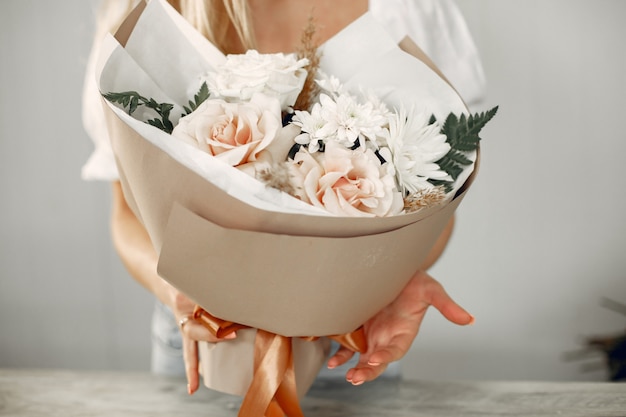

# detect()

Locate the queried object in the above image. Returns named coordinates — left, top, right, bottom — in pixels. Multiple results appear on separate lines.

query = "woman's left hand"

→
left=327, top=269, right=474, bottom=385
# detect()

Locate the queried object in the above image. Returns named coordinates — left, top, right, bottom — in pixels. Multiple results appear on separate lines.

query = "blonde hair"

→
left=95, top=0, right=255, bottom=53
left=180, top=0, right=255, bottom=52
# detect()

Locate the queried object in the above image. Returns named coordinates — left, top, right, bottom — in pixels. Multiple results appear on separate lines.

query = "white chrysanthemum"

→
left=386, top=106, right=452, bottom=195
left=291, top=88, right=390, bottom=153
left=315, top=71, right=345, bottom=96
left=317, top=93, right=389, bottom=147
left=349, top=88, right=393, bottom=150
left=292, top=103, right=328, bottom=153
left=360, top=88, right=393, bottom=120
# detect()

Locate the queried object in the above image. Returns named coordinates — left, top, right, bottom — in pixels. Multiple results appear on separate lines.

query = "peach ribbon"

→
left=193, top=307, right=367, bottom=417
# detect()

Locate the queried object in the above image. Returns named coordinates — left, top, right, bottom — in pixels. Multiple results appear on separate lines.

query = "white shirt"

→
left=81, top=0, right=486, bottom=181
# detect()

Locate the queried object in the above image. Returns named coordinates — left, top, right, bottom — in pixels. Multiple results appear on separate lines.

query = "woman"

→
left=83, top=0, right=485, bottom=395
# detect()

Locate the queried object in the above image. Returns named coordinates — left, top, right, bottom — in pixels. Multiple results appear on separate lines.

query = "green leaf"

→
left=103, top=90, right=176, bottom=133
left=436, top=157, right=464, bottom=181
left=147, top=118, right=169, bottom=133
left=444, top=149, right=473, bottom=167
left=129, top=96, right=139, bottom=115
left=182, top=82, right=210, bottom=117
left=429, top=105, right=499, bottom=187
left=428, top=179, right=454, bottom=193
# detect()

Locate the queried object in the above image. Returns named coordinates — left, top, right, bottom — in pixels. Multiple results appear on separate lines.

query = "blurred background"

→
left=1, top=0, right=625, bottom=382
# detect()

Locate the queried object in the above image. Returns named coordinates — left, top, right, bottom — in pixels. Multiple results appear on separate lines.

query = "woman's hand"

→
left=111, top=182, right=236, bottom=395
left=327, top=269, right=474, bottom=385
left=168, top=286, right=237, bottom=395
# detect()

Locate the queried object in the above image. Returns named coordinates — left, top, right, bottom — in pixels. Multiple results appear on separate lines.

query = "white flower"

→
left=386, top=106, right=451, bottom=195
left=291, top=92, right=389, bottom=152
left=315, top=71, right=345, bottom=96
left=292, top=103, right=328, bottom=153
left=319, top=93, right=364, bottom=146
left=205, top=50, right=309, bottom=110
left=361, top=88, right=393, bottom=124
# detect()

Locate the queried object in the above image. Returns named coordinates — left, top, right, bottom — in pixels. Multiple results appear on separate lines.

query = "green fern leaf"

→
left=445, top=149, right=473, bottom=166
left=182, top=82, right=210, bottom=117
left=129, top=96, right=139, bottom=115
left=103, top=90, right=176, bottom=133
left=429, top=105, right=498, bottom=188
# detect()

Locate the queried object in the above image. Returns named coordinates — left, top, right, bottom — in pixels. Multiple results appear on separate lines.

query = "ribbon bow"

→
left=193, top=307, right=367, bottom=417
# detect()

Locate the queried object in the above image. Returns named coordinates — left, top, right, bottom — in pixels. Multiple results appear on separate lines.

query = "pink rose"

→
left=172, top=93, right=282, bottom=166
left=289, top=141, right=404, bottom=217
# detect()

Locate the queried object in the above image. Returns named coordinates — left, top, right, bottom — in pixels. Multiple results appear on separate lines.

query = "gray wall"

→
left=0, top=0, right=153, bottom=371
left=1, top=0, right=625, bottom=382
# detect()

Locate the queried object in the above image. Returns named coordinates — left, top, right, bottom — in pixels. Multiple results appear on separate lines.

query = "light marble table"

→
left=1, top=369, right=625, bottom=416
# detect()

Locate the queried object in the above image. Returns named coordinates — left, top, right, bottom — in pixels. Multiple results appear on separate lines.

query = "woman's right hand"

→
left=111, top=182, right=236, bottom=394
left=167, top=285, right=237, bottom=395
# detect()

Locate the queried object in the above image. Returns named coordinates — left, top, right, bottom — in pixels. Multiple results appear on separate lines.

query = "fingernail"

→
left=187, top=384, right=192, bottom=395
left=327, top=363, right=336, bottom=369
left=351, top=380, right=364, bottom=386
left=467, top=314, right=476, bottom=325
left=225, top=332, right=237, bottom=339
left=368, top=361, right=381, bottom=366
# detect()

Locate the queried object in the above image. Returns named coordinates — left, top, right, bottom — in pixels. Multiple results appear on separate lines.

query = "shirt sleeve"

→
left=81, top=40, right=120, bottom=181
left=369, top=0, right=487, bottom=109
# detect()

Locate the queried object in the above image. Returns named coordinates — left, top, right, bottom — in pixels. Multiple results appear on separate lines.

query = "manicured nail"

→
left=368, top=361, right=381, bottom=366
left=327, top=363, right=336, bottom=369
left=351, top=380, right=364, bottom=386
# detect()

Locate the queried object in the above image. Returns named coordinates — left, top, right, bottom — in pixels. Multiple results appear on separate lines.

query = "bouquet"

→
left=96, top=0, right=496, bottom=415
left=104, top=32, right=496, bottom=220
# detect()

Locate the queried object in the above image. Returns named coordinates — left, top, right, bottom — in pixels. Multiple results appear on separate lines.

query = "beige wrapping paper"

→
left=97, top=0, right=477, bottom=398
left=197, top=329, right=330, bottom=398
left=157, top=194, right=467, bottom=337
